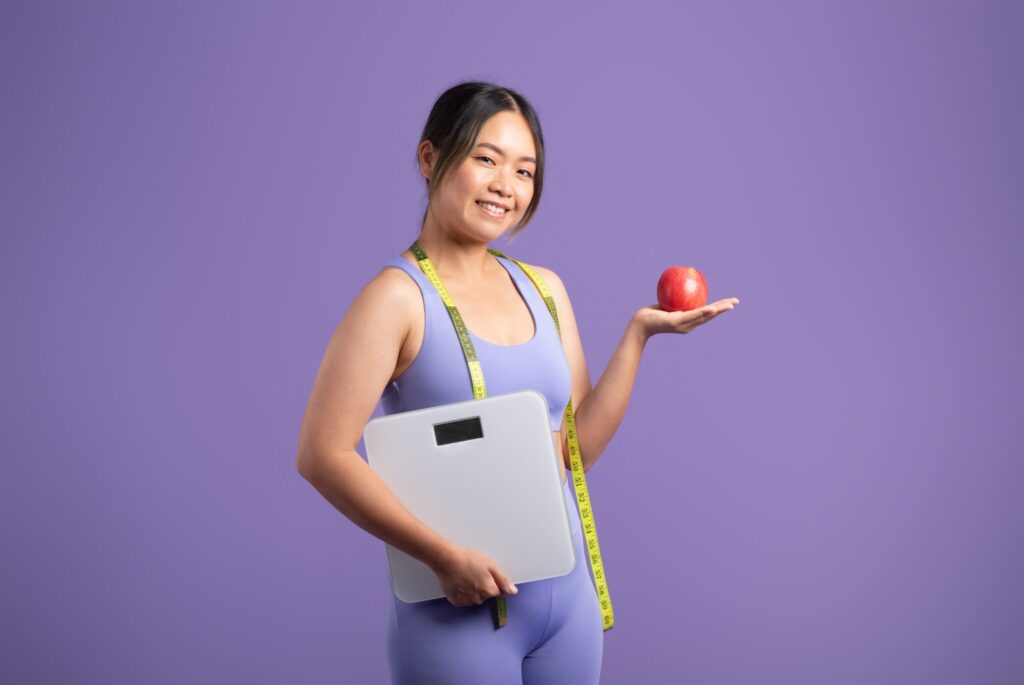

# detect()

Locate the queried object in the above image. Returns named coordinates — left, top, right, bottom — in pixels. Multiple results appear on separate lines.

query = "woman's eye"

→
left=477, top=156, right=532, bottom=179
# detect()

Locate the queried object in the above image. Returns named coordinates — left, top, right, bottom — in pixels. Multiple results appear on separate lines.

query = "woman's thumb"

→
left=492, top=567, right=518, bottom=595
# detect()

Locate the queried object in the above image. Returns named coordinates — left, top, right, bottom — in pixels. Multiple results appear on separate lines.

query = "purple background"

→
left=3, top=1, right=1021, bottom=683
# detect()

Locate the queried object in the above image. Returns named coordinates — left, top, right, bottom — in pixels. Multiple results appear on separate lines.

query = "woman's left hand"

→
left=634, top=297, right=740, bottom=338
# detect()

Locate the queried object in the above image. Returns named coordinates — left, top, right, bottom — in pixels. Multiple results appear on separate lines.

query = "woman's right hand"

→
left=429, top=542, right=518, bottom=607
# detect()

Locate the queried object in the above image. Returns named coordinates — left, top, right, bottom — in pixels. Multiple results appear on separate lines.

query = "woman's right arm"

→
left=294, top=269, right=517, bottom=605
left=295, top=268, right=452, bottom=567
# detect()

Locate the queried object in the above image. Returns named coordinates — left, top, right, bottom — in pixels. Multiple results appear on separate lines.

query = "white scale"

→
left=364, top=389, right=577, bottom=603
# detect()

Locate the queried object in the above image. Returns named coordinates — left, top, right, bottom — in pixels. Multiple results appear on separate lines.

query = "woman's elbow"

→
left=295, top=450, right=320, bottom=481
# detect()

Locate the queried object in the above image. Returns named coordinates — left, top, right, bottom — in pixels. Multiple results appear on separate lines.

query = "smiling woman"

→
left=296, top=78, right=739, bottom=683
left=415, top=109, right=539, bottom=252
left=296, top=81, right=606, bottom=685
left=414, top=82, right=546, bottom=244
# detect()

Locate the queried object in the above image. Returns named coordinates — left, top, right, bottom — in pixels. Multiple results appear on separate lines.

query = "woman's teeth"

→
left=477, top=201, right=507, bottom=216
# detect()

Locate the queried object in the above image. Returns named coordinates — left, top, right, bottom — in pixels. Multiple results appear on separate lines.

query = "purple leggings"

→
left=384, top=478, right=604, bottom=684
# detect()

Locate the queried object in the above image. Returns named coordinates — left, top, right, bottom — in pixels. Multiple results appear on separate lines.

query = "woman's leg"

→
left=385, top=570, right=556, bottom=684
left=520, top=488, right=605, bottom=684
left=384, top=593, right=523, bottom=684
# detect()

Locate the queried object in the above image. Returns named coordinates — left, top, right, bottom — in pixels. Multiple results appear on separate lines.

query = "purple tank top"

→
left=379, top=254, right=571, bottom=431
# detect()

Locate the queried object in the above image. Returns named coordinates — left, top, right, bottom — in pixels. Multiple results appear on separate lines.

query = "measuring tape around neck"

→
left=409, top=240, right=614, bottom=632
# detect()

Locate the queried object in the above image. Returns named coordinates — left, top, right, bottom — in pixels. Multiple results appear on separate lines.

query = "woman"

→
left=296, top=81, right=739, bottom=684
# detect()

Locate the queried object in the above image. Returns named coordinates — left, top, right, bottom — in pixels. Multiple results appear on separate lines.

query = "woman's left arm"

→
left=534, top=266, right=739, bottom=473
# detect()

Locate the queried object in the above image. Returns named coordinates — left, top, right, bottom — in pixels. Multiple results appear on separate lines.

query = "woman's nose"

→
left=490, top=167, right=513, bottom=196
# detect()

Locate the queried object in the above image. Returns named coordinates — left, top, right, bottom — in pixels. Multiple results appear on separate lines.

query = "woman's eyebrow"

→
left=477, top=142, right=537, bottom=165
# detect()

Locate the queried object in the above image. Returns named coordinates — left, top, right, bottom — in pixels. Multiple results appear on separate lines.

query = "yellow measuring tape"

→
left=409, top=240, right=614, bottom=632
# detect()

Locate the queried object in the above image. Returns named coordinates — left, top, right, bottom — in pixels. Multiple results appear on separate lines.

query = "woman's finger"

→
left=681, top=306, right=721, bottom=330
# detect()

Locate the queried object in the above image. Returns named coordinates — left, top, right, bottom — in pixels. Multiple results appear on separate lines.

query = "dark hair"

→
left=416, top=81, right=545, bottom=242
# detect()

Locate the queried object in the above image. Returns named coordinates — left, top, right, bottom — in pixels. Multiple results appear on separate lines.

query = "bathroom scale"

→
left=364, top=389, right=577, bottom=603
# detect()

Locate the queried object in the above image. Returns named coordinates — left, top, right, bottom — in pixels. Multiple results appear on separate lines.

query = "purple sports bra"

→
left=379, top=254, right=571, bottom=431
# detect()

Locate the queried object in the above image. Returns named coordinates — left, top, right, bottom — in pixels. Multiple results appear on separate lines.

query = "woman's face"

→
left=427, top=110, right=537, bottom=241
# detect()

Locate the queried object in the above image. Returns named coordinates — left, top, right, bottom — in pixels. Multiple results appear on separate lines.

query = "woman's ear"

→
left=417, top=140, right=436, bottom=181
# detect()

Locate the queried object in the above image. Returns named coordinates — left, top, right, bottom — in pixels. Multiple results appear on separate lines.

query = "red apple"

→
left=657, top=266, right=708, bottom=312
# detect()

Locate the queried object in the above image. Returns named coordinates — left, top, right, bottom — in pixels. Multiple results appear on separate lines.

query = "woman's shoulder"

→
left=524, top=262, right=559, bottom=284
left=496, top=251, right=555, bottom=282
left=509, top=260, right=566, bottom=297
left=362, top=256, right=422, bottom=318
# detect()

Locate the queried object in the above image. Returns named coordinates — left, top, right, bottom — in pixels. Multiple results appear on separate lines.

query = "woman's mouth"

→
left=476, top=201, right=508, bottom=218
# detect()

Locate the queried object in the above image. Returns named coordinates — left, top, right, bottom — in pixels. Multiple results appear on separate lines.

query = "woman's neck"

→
left=412, top=225, right=501, bottom=283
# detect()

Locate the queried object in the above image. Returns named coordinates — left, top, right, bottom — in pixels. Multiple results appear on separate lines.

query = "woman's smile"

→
left=476, top=200, right=508, bottom=218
